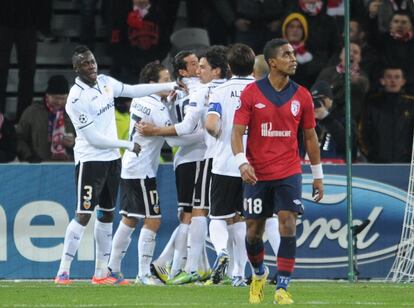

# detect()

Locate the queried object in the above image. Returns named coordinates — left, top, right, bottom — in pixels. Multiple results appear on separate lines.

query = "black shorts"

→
left=210, top=174, right=243, bottom=219
left=193, top=158, right=213, bottom=210
left=75, top=159, right=121, bottom=213
left=243, top=173, right=304, bottom=219
left=175, top=161, right=201, bottom=213
left=119, top=177, right=161, bottom=218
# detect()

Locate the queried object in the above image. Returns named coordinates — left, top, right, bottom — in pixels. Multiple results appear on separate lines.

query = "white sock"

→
left=108, top=221, right=134, bottom=273
left=184, top=231, right=191, bottom=272
left=94, top=220, right=113, bottom=278
left=265, top=217, right=281, bottom=256
left=209, top=219, right=229, bottom=254
left=57, top=220, right=86, bottom=276
left=232, top=221, right=247, bottom=278
left=227, top=224, right=235, bottom=277
left=155, top=226, right=178, bottom=265
left=138, top=228, right=157, bottom=277
left=198, top=242, right=210, bottom=273
left=171, top=223, right=189, bottom=276
left=188, top=216, right=207, bottom=273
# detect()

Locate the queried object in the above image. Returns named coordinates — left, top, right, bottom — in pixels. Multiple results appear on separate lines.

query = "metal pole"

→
left=344, top=0, right=355, bottom=282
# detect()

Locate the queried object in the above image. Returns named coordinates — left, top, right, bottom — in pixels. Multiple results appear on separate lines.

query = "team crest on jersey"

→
left=291, top=100, right=300, bottom=116
left=79, top=114, right=88, bottom=123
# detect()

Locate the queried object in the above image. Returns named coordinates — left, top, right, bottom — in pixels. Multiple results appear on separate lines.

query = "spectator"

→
left=367, top=0, right=414, bottom=33
left=316, top=43, right=370, bottom=123
left=16, top=75, right=75, bottom=162
left=359, top=67, right=414, bottom=163
left=0, top=0, right=38, bottom=121
left=0, top=112, right=17, bottom=163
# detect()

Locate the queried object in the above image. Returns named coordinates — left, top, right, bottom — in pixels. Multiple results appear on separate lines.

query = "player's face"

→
left=74, top=51, right=98, bottom=86
left=183, top=54, right=199, bottom=77
left=198, top=57, right=215, bottom=84
left=268, top=44, right=297, bottom=76
left=157, top=69, right=172, bottom=97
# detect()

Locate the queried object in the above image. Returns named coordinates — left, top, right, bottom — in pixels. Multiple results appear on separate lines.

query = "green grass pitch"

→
left=1, top=281, right=413, bottom=307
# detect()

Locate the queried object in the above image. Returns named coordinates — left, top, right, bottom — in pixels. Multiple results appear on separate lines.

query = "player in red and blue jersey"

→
left=231, top=38, right=324, bottom=304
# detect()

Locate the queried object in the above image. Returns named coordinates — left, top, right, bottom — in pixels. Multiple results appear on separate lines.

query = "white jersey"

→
left=172, top=77, right=206, bottom=169
left=209, top=76, right=255, bottom=177
left=121, top=95, right=172, bottom=179
left=66, top=75, right=126, bottom=164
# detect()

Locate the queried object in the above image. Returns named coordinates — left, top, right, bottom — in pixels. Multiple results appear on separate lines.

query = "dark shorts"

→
left=175, top=161, right=201, bottom=213
left=243, top=173, right=303, bottom=219
left=119, top=177, right=161, bottom=218
left=210, top=174, right=243, bottom=219
left=75, top=159, right=121, bottom=213
left=193, top=158, right=213, bottom=210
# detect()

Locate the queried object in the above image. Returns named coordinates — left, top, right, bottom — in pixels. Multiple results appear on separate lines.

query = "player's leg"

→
left=232, top=214, right=247, bottom=287
left=55, top=161, right=102, bottom=284
left=136, top=177, right=163, bottom=285
left=244, top=181, right=272, bottom=303
left=273, top=174, right=303, bottom=305
left=265, top=215, right=281, bottom=257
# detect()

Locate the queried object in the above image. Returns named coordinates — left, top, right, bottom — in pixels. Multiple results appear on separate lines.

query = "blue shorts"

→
left=243, top=173, right=304, bottom=219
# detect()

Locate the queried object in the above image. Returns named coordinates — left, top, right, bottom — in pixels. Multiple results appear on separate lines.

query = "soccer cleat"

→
left=107, top=271, right=130, bottom=285
left=249, top=266, right=269, bottom=304
left=274, top=288, right=294, bottom=305
left=210, top=251, right=229, bottom=284
left=135, top=274, right=164, bottom=286
left=198, top=269, right=212, bottom=282
left=54, top=272, right=71, bottom=285
left=232, top=276, right=247, bottom=287
left=150, top=262, right=169, bottom=283
left=91, top=275, right=119, bottom=285
left=167, top=271, right=200, bottom=285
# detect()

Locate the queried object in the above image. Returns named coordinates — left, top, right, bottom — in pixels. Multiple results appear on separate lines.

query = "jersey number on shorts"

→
left=149, top=190, right=159, bottom=205
left=244, top=198, right=263, bottom=214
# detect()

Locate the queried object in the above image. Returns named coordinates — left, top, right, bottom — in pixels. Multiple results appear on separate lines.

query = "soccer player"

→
left=138, top=46, right=229, bottom=284
left=54, top=45, right=179, bottom=285
left=107, top=61, right=201, bottom=285
left=204, top=43, right=256, bottom=286
left=231, top=38, right=324, bottom=304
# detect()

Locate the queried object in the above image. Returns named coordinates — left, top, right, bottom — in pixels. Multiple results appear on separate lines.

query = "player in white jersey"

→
left=138, top=46, right=229, bottom=284
left=106, top=61, right=202, bottom=285
left=54, top=46, right=179, bottom=285
left=204, top=44, right=256, bottom=286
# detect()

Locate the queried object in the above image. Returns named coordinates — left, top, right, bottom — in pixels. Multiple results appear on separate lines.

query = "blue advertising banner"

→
left=0, top=164, right=409, bottom=280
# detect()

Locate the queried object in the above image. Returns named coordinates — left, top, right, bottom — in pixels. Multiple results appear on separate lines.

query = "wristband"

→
left=310, top=163, right=324, bottom=179
left=234, top=152, right=249, bottom=168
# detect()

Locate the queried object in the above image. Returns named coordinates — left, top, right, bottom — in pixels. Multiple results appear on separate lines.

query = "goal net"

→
left=386, top=134, right=414, bottom=282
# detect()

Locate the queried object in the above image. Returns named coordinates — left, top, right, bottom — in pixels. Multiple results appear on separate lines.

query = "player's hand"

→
left=136, top=121, right=156, bottom=136
left=240, top=163, right=257, bottom=185
left=312, top=179, right=324, bottom=202
left=175, top=79, right=187, bottom=92
left=132, top=143, right=141, bottom=155
left=62, top=133, right=75, bottom=148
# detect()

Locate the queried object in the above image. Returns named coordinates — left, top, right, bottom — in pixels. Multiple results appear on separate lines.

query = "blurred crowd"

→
left=0, top=0, right=413, bottom=164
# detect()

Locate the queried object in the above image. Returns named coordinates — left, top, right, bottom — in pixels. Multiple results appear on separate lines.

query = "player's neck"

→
left=268, top=73, right=290, bottom=92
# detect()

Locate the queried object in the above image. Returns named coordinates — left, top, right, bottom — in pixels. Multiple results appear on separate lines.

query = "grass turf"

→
left=0, top=281, right=413, bottom=307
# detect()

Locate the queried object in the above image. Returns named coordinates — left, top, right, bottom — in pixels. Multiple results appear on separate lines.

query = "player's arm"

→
left=231, top=124, right=257, bottom=185
left=303, top=127, right=324, bottom=202
left=165, top=128, right=204, bottom=147
left=205, top=102, right=222, bottom=138
left=120, top=82, right=178, bottom=98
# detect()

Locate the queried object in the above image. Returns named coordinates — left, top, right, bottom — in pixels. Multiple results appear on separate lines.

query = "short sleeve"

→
left=233, top=83, right=253, bottom=126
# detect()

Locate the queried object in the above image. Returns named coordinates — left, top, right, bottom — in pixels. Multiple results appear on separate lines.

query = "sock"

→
left=277, top=236, right=296, bottom=290
left=187, top=216, right=207, bottom=273
left=93, top=220, right=113, bottom=278
left=245, top=238, right=265, bottom=276
left=232, top=221, right=247, bottom=278
left=199, top=242, right=210, bottom=273
left=226, top=224, right=234, bottom=277
left=57, top=220, right=86, bottom=276
left=138, top=228, right=157, bottom=277
left=155, top=226, right=178, bottom=265
left=209, top=219, right=228, bottom=254
left=265, top=217, right=281, bottom=256
left=170, top=223, right=189, bottom=277
left=108, top=221, right=134, bottom=273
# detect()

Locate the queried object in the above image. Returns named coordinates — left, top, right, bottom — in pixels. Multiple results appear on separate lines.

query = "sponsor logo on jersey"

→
left=291, top=100, right=300, bottom=116
left=261, top=122, right=291, bottom=137
left=255, top=103, right=266, bottom=109
left=97, top=101, right=115, bottom=116
left=79, top=114, right=88, bottom=124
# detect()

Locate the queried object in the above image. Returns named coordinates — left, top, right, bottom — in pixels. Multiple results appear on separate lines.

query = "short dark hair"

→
left=73, top=45, right=90, bottom=56
left=382, top=66, right=406, bottom=78
left=139, top=61, right=167, bottom=83
left=172, top=50, right=195, bottom=80
left=204, top=45, right=229, bottom=79
left=227, top=43, right=255, bottom=76
left=263, top=38, right=290, bottom=64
